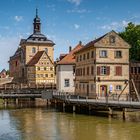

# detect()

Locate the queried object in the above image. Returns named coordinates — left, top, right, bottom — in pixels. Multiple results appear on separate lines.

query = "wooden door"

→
left=100, top=85, right=107, bottom=97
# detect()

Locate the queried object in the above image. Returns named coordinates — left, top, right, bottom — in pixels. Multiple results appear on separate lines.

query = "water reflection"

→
left=0, top=108, right=140, bottom=140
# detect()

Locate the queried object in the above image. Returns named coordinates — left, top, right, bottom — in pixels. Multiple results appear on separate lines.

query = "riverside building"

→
left=9, top=9, right=55, bottom=84
left=56, top=42, right=83, bottom=92
left=75, top=31, right=130, bottom=100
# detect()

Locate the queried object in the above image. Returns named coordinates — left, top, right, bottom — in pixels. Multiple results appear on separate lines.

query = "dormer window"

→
left=109, top=35, right=115, bottom=44
left=45, top=48, right=48, bottom=53
left=32, top=47, right=36, bottom=53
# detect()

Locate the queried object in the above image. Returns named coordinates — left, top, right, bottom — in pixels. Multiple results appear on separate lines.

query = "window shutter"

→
left=119, top=66, right=122, bottom=75
left=116, top=66, right=122, bottom=76
left=97, top=66, right=100, bottom=75
left=107, top=66, right=110, bottom=75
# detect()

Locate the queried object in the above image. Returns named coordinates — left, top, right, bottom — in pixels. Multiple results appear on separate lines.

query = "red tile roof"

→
left=27, top=51, right=53, bottom=66
left=57, top=43, right=83, bottom=65
left=27, top=51, right=44, bottom=66
left=75, top=34, right=107, bottom=54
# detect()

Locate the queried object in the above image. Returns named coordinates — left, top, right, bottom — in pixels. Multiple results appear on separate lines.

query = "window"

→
left=116, top=85, right=122, bottom=90
left=83, top=54, right=86, bottom=60
left=15, top=61, right=18, bottom=67
left=80, top=55, right=82, bottom=61
left=45, top=48, right=48, bottom=53
left=37, top=67, right=40, bottom=71
left=115, top=51, right=122, bottom=58
left=79, top=84, right=81, bottom=90
left=131, top=67, right=134, bottom=74
left=83, top=68, right=85, bottom=76
left=100, top=50, right=107, bottom=58
left=91, top=84, right=94, bottom=91
left=76, top=56, right=79, bottom=62
left=64, top=79, right=70, bottom=87
left=80, top=68, right=82, bottom=76
left=115, top=66, right=122, bottom=76
left=134, top=67, right=137, bottom=74
left=91, top=66, right=94, bottom=75
left=97, top=66, right=110, bottom=75
left=87, top=52, right=90, bottom=59
left=138, top=67, right=140, bottom=74
left=44, top=67, right=47, bottom=70
left=101, top=66, right=107, bottom=75
left=32, top=47, right=36, bottom=53
left=50, top=67, right=53, bottom=71
left=83, top=84, right=85, bottom=90
left=110, top=35, right=115, bottom=43
left=91, top=51, right=94, bottom=58
left=76, top=84, right=78, bottom=89
left=51, top=74, right=53, bottom=77
left=87, top=67, right=89, bottom=75
left=45, top=74, right=48, bottom=77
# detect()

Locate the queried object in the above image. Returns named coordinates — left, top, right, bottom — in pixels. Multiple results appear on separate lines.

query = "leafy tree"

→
left=119, top=22, right=140, bottom=61
left=6, top=70, right=10, bottom=75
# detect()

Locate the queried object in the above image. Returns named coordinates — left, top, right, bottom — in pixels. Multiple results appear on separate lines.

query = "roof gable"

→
left=57, top=43, right=83, bottom=65
left=94, top=30, right=131, bottom=48
left=76, top=30, right=131, bottom=53
left=27, top=51, right=53, bottom=66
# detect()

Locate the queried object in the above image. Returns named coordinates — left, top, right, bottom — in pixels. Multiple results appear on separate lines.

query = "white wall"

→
left=56, top=65, right=75, bottom=93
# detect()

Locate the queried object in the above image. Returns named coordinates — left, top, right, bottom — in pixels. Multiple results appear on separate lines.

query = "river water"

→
left=0, top=106, right=140, bottom=140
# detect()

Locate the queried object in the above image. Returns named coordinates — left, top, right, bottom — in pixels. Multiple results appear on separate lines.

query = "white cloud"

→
left=0, top=36, right=19, bottom=70
left=74, top=24, right=80, bottom=29
left=100, top=20, right=129, bottom=30
left=47, top=4, right=56, bottom=11
left=67, top=8, right=91, bottom=14
left=47, top=34, right=56, bottom=40
left=14, top=16, right=23, bottom=22
left=67, top=0, right=82, bottom=6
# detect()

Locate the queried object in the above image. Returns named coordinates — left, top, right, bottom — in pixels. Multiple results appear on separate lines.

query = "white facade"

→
left=56, top=65, right=75, bottom=93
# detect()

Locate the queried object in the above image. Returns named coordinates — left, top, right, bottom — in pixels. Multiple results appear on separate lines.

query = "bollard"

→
left=16, top=98, right=18, bottom=105
left=122, top=108, right=127, bottom=120
left=73, top=105, right=76, bottom=113
left=63, top=102, right=65, bottom=112
left=108, top=107, right=113, bottom=116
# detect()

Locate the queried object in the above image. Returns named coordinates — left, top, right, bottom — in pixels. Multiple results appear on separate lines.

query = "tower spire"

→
left=33, top=8, right=41, bottom=34
left=36, top=8, right=38, bottom=18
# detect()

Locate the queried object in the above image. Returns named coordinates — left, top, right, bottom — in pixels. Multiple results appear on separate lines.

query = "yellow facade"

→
left=27, top=52, right=55, bottom=84
left=21, top=44, right=54, bottom=64
left=75, top=31, right=130, bottom=100
left=9, top=10, right=55, bottom=85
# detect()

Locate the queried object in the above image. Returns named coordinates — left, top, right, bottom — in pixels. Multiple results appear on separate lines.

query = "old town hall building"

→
left=9, top=10, right=55, bottom=84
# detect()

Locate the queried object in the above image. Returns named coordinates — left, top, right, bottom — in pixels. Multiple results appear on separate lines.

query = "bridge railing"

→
left=53, top=91, right=136, bottom=103
left=0, top=83, right=56, bottom=90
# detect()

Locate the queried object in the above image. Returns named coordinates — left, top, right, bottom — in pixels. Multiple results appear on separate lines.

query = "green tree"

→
left=119, top=22, right=140, bottom=61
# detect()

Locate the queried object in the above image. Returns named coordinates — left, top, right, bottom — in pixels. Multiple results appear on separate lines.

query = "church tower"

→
left=33, top=9, right=41, bottom=34
left=9, top=9, right=55, bottom=85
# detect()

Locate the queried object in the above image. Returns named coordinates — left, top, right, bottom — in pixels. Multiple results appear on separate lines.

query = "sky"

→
left=0, top=0, right=140, bottom=70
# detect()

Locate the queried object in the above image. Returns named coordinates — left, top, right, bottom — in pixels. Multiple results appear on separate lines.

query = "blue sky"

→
left=0, top=0, right=140, bottom=70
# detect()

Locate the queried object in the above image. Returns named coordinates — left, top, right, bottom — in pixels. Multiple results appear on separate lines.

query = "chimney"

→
left=69, top=46, right=72, bottom=52
left=79, top=41, right=82, bottom=45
